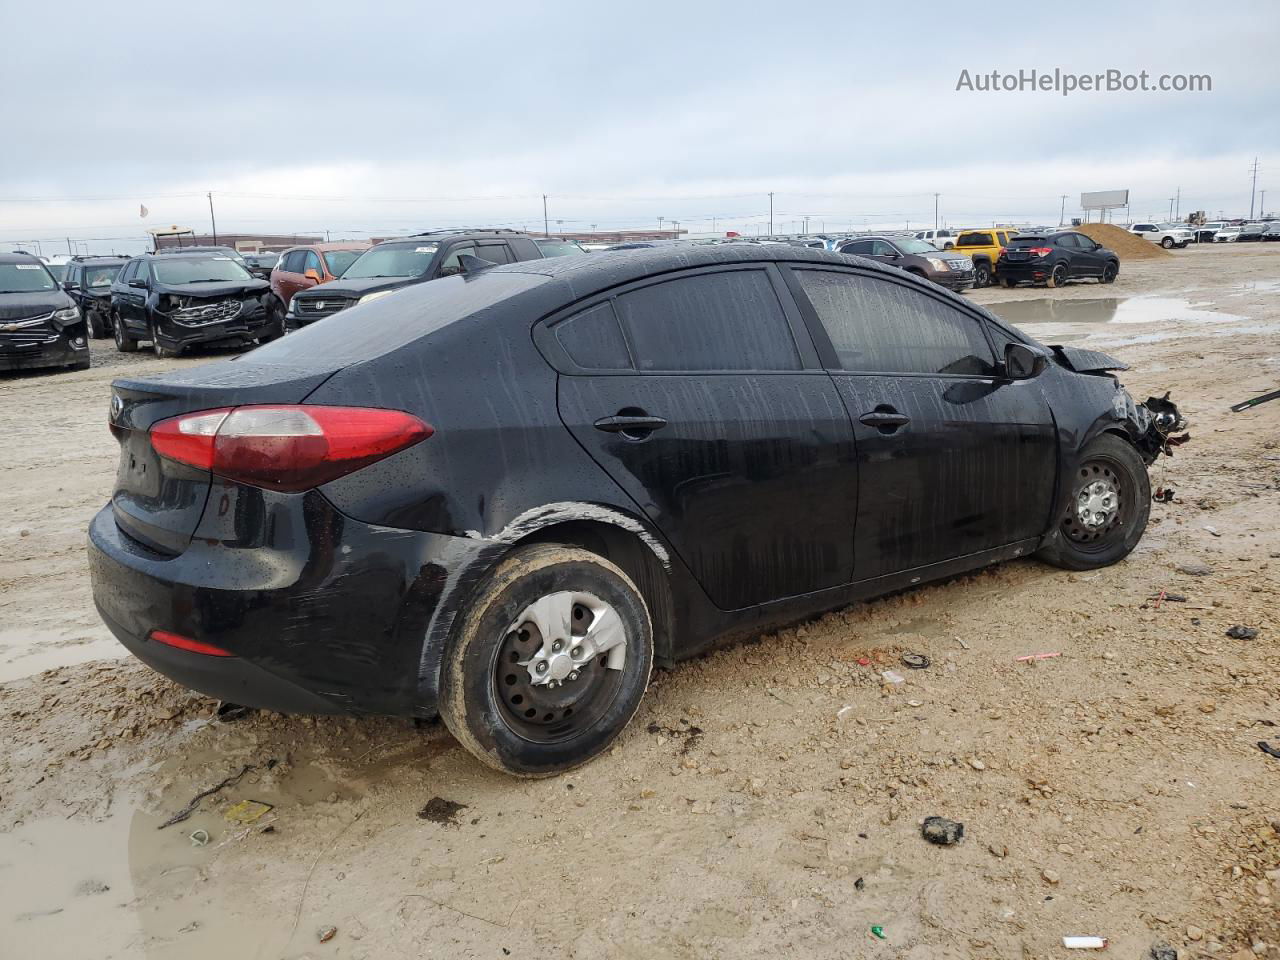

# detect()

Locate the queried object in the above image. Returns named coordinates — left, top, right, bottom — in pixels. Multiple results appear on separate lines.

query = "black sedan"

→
left=997, top=231, right=1120, bottom=288
left=88, top=245, right=1182, bottom=776
left=0, top=253, right=90, bottom=372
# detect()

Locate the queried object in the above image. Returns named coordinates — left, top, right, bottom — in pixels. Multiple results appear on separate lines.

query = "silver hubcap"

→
left=512, top=592, right=626, bottom=689
left=1076, top=478, right=1119, bottom=528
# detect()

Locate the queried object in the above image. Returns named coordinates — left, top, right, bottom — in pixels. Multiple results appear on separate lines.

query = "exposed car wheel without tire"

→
left=1046, top=264, right=1068, bottom=288
left=1101, top=262, right=1118, bottom=284
left=1161, top=236, right=1175, bottom=249
left=113, top=312, right=138, bottom=352
left=1038, top=435, right=1150, bottom=571
left=973, top=263, right=991, bottom=288
left=440, top=544, right=654, bottom=777
left=151, top=322, right=181, bottom=358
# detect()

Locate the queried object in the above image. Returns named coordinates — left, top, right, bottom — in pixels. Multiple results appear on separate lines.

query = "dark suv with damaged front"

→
left=0, top=252, right=90, bottom=372
left=286, top=228, right=546, bottom=327
left=63, top=256, right=129, bottom=338
left=109, top=252, right=278, bottom=357
left=88, top=245, right=1183, bottom=778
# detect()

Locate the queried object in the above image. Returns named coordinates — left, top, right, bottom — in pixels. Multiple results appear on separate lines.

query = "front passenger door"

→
left=784, top=266, right=1057, bottom=579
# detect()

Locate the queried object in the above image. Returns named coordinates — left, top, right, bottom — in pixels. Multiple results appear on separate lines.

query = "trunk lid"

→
left=108, top=357, right=339, bottom=554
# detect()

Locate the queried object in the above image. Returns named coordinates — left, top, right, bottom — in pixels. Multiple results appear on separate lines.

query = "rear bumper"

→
left=87, top=491, right=503, bottom=716
left=996, top=261, right=1050, bottom=283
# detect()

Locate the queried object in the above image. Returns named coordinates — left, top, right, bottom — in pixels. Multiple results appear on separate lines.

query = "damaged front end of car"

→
left=1112, top=389, right=1189, bottom=463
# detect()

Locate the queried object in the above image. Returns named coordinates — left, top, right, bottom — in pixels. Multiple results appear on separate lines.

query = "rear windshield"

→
left=85, top=264, right=123, bottom=287
left=45, top=264, right=67, bottom=281
left=956, top=234, right=992, bottom=246
left=323, top=250, right=363, bottom=276
left=341, top=243, right=438, bottom=279
left=0, top=262, right=57, bottom=293
left=152, top=257, right=252, bottom=284
left=1008, top=236, right=1048, bottom=246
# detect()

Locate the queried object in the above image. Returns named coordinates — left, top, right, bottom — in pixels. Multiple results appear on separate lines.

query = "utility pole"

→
left=768, top=192, right=774, bottom=235
left=66, top=237, right=72, bottom=255
left=672, top=220, right=680, bottom=237
left=1168, top=196, right=1175, bottom=220
left=543, top=194, right=549, bottom=237
left=1249, top=157, right=1260, bottom=219
left=933, top=193, right=940, bottom=233
left=658, top=216, right=664, bottom=234
left=711, top=215, right=717, bottom=234
left=1260, top=190, right=1266, bottom=218
left=207, top=191, right=217, bottom=244
left=556, top=220, right=564, bottom=236
left=1059, top=194, right=1068, bottom=226
left=1174, top=186, right=1181, bottom=220
left=325, top=229, right=331, bottom=242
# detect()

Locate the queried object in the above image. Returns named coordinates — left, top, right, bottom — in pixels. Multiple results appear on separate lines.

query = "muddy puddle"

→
left=0, top=728, right=447, bottom=959
left=986, top=295, right=1254, bottom=345
left=0, top=627, right=121, bottom=683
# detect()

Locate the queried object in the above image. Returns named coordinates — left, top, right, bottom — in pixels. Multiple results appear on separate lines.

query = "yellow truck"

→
left=951, top=228, right=1019, bottom=288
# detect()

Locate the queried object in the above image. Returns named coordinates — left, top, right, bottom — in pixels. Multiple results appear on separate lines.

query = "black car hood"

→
left=292, top=275, right=420, bottom=300
left=155, top=280, right=269, bottom=298
left=0, top=290, right=74, bottom=321
left=1052, top=345, right=1129, bottom=373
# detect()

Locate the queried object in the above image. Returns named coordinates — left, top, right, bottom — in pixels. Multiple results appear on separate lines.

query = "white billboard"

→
left=1080, top=190, right=1129, bottom=210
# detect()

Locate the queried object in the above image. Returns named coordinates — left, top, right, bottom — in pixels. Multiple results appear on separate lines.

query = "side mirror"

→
left=1004, top=342, right=1049, bottom=380
left=303, top=268, right=323, bottom=283
left=128, top=278, right=148, bottom=289
left=62, top=280, right=75, bottom=291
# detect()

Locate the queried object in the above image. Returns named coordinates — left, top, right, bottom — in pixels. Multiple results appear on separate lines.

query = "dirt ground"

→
left=1, top=243, right=1278, bottom=960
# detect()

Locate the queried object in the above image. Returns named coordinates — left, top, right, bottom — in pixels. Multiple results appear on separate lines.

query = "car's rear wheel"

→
left=1046, top=263, right=1068, bottom=288
left=1161, top=236, right=1175, bottom=249
left=113, top=312, right=138, bottom=352
left=86, top=309, right=105, bottom=339
left=973, top=262, right=991, bottom=288
left=260, top=297, right=285, bottom=342
left=440, top=544, right=654, bottom=777
left=1101, top=262, right=1118, bottom=284
left=1001, top=276, right=1016, bottom=288
left=1038, top=435, right=1150, bottom=571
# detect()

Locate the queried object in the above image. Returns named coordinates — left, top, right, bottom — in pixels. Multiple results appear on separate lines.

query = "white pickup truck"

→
left=1127, top=222, right=1193, bottom=249
left=912, top=228, right=957, bottom=250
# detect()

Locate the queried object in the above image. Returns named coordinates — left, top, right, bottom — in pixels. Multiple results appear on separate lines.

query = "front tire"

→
left=1046, top=263, right=1068, bottom=288
left=1161, top=236, right=1175, bottom=249
left=150, top=321, right=181, bottom=358
left=113, top=312, right=138, bottom=352
left=1038, top=435, right=1150, bottom=571
left=440, top=544, right=654, bottom=777
left=1101, top=261, right=1118, bottom=284
left=973, top=262, right=991, bottom=288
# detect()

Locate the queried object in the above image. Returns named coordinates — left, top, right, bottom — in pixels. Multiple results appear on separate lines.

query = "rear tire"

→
left=440, top=544, right=654, bottom=778
left=1001, top=277, right=1016, bottom=288
left=1046, top=263, right=1068, bottom=288
left=113, top=312, right=138, bottom=353
left=1037, top=435, right=1150, bottom=571
left=260, top=297, right=285, bottom=342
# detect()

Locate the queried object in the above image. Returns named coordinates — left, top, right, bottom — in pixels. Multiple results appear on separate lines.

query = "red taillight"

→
left=998, top=246, right=1006, bottom=258
left=149, top=629, right=235, bottom=657
left=150, top=405, right=432, bottom=492
left=1027, top=246, right=1053, bottom=257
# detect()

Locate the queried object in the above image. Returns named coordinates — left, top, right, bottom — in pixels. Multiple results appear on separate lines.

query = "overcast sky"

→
left=2, top=0, right=1277, bottom=253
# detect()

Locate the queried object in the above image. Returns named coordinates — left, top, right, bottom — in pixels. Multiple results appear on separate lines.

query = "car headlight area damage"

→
left=157, top=295, right=249, bottom=325
left=1051, top=344, right=1189, bottom=463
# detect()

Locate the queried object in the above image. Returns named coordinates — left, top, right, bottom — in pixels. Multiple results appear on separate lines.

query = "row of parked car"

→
left=1124, top=220, right=1280, bottom=247
left=2, top=222, right=1129, bottom=373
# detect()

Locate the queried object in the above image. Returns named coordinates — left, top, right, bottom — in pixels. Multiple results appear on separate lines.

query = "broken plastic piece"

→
left=880, top=669, right=905, bottom=686
left=921, top=816, right=964, bottom=845
left=1259, top=742, right=1280, bottom=760
left=1015, top=652, right=1061, bottom=662
left=224, top=800, right=273, bottom=824
left=1063, top=936, right=1108, bottom=949
left=1226, top=625, right=1259, bottom=640
left=189, top=829, right=210, bottom=847
left=1230, top=386, right=1280, bottom=413
left=870, top=925, right=886, bottom=940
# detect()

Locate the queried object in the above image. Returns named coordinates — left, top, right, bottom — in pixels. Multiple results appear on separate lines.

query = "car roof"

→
left=71, top=256, right=129, bottom=264
left=0, top=252, right=48, bottom=265
left=136, top=250, right=234, bottom=260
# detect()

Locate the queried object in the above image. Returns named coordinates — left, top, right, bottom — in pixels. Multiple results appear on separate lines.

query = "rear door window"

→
left=436, top=244, right=476, bottom=277
left=792, top=269, right=996, bottom=376
left=614, top=269, right=801, bottom=372
left=475, top=243, right=513, bottom=265
left=842, top=240, right=874, bottom=255
left=303, top=251, right=323, bottom=274
left=958, top=233, right=992, bottom=246
left=282, top=251, right=306, bottom=273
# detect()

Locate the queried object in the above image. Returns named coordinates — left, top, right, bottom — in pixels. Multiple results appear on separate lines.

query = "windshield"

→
left=342, top=243, right=438, bottom=279
left=895, top=238, right=940, bottom=254
left=0, top=262, right=58, bottom=293
left=152, top=257, right=252, bottom=284
left=323, top=250, right=364, bottom=277
left=46, top=264, right=67, bottom=281
left=85, top=265, right=123, bottom=287
left=536, top=240, right=584, bottom=258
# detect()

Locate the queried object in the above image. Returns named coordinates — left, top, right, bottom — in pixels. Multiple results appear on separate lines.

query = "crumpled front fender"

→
left=1110, top=389, right=1188, bottom=463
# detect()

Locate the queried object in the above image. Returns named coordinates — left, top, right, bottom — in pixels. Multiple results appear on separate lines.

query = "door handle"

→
left=859, top=409, right=911, bottom=431
left=593, top=413, right=668, bottom=437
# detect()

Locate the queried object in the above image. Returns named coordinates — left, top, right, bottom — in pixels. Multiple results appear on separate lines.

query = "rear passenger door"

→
left=549, top=265, right=859, bottom=610
left=474, top=241, right=514, bottom=266
left=275, top=250, right=306, bottom=304
left=783, top=265, right=1057, bottom=579
left=1063, top=233, right=1103, bottom=276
